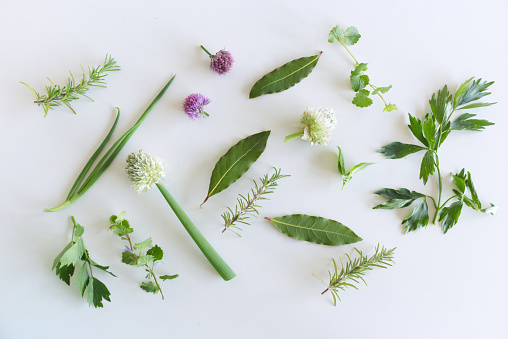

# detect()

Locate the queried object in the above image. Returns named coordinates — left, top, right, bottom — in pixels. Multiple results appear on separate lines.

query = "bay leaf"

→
left=202, top=130, right=270, bottom=205
left=249, top=53, right=322, bottom=99
left=265, top=214, right=362, bottom=246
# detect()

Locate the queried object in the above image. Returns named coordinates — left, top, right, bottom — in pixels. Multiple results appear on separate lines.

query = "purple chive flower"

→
left=183, top=93, right=211, bottom=120
left=200, top=45, right=234, bottom=75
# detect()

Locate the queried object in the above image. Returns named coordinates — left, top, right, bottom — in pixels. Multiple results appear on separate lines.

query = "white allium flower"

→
left=125, top=150, right=165, bottom=193
left=300, top=106, right=337, bottom=145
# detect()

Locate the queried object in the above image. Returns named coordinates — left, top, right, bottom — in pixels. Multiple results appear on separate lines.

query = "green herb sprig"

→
left=337, top=146, right=373, bottom=189
left=314, top=245, right=395, bottom=305
left=108, top=212, right=178, bottom=300
left=52, top=216, right=115, bottom=308
left=21, top=55, right=119, bottom=117
left=221, top=168, right=289, bottom=235
left=375, top=77, right=496, bottom=233
left=328, top=25, right=396, bottom=112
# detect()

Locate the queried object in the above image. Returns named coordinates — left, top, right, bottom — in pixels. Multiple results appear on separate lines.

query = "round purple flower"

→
left=200, top=45, right=234, bottom=75
left=183, top=93, right=211, bottom=120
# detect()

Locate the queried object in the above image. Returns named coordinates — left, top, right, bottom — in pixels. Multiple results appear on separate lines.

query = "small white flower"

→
left=300, top=106, right=337, bottom=145
left=125, top=150, right=165, bottom=193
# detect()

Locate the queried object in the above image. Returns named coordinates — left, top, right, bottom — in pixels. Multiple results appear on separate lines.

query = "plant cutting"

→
left=44, top=75, right=176, bottom=212
left=337, top=146, right=373, bottom=189
left=375, top=77, right=496, bottom=233
left=284, top=106, right=336, bottom=145
left=183, top=93, right=211, bottom=120
left=125, top=150, right=236, bottom=281
left=200, top=45, right=234, bottom=75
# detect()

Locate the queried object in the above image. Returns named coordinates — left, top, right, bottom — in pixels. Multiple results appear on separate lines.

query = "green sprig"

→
left=108, top=212, right=178, bottom=300
left=221, top=168, right=289, bottom=235
left=328, top=25, right=397, bottom=112
left=337, top=146, right=373, bottom=189
left=314, top=245, right=395, bottom=305
left=21, top=55, right=120, bottom=117
left=52, top=217, right=115, bottom=308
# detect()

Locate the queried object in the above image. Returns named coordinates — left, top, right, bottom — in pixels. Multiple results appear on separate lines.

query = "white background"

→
left=1, top=0, right=507, bottom=338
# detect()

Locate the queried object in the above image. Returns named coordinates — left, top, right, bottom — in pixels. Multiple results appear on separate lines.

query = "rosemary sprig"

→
left=315, top=244, right=395, bottom=305
left=21, top=54, right=120, bottom=117
left=221, top=168, right=289, bottom=235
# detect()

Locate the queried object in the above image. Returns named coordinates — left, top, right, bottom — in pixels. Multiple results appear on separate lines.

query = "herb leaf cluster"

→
left=337, top=146, right=373, bottom=189
left=109, top=212, right=178, bottom=300
left=21, top=55, right=119, bottom=117
left=375, top=77, right=496, bottom=233
left=52, top=217, right=115, bottom=308
left=328, top=25, right=396, bottom=112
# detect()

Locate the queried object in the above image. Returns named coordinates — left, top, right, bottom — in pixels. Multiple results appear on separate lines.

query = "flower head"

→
left=300, top=106, right=337, bottom=145
left=183, top=93, right=211, bottom=120
left=210, top=49, right=234, bottom=75
left=125, top=150, right=165, bottom=193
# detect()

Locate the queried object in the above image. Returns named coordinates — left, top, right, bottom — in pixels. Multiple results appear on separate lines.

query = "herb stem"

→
left=147, top=265, right=164, bottom=300
left=433, top=154, right=443, bottom=224
left=200, top=45, right=212, bottom=57
left=284, top=130, right=304, bottom=143
left=338, top=41, right=360, bottom=65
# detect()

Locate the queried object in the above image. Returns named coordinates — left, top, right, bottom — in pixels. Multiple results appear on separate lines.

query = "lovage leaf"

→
left=249, top=53, right=322, bottom=99
left=265, top=214, right=362, bottom=246
left=75, top=264, right=90, bottom=297
left=450, top=113, right=494, bottom=131
left=402, top=199, right=429, bottom=233
left=378, top=142, right=427, bottom=159
left=203, top=130, right=270, bottom=204
left=373, top=188, right=425, bottom=209
left=429, top=85, right=452, bottom=124
left=55, top=263, right=75, bottom=285
left=439, top=201, right=463, bottom=234
left=419, top=150, right=435, bottom=184
left=86, top=278, right=111, bottom=308
left=59, top=238, right=86, bottom=267
left=407, top=114, right=429, bottom=147
left=454, top=78, right=495, bottom=108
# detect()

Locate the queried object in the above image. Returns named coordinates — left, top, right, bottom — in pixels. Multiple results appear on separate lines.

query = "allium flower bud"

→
left=125, top=150, right=165, bottom=193
left=183, top=93, right=211, bottom=120
left=300, top=106, right=337, bottom=145
left=201, top=45, right=234, bottom=75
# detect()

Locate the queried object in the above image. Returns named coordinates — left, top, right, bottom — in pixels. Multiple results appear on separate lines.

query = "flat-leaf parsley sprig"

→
left=21, top=54, right=120, bottom=117
left=221, top=168, right=289, bottom=235
left=108, top=212, right=178, bottom=300
left=375, top=78, right=496, bottom=233
left=328, top=25, right=396, bottom=112
left=314, top=244, right=395, bottom=305
left=52, top=216, right=116, bottom=308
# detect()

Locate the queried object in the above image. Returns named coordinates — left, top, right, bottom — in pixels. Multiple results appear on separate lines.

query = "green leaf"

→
left=457, top=102, right=496, bottom=110
left=422, top=115, right=436, bottom=149
left=110, top=219, right=133, bottom=237
left=350, top=63, right=369, bottom=92
left=59, top=238, right=85, bottom=267
left=89, top=260, right=116, bottom=277
left=383, top=103, right=397, bottom=112
left=136, top=255, right=155, bottom=267
left=402, top=199, right=429, bottom=233
left=348, top=162, right=374, bottom=177
left=429, top=85, right=453, bottom=124
left=419, top=150, right=435, bottom=184
left=146, top=245, right=163, bottom=262
left=337, top=146, right=346, bottom=175
left=160, top=274, right=179, bottom=281
left=140, top=281, right=159, bottom=294
left=450, top=113, right=494, bottom=131
left=372, top=85, right=392, bottom=95
left=266, top=214, right=362, bottom=246
left=373, top=188, right=425, bottom=209
left=52, top=242, right=73, bottom=270
left=328, top=25, right=361, bottom=45
left=55, top=263, right=75, bottom=285
left=439, top=201, right=463, bottom=234
left=133, top=237, right=152, bottom=250
left=122, top=251, right=138, bottom=265
left=203, top=131, right=270, bottom=204
left=453, top=77, right=473, bottom=108
left=75, top=264, right=90, bottom=297
left=352, top=89, right=372, bottom=108
left=378, top=142, right=427, bottom=159
left=73, top=223, right=85, bottom=238
left=86, top=278, right=111, bottom=308
left=407, top=114, right=429, bottom=147
left=465, top=171, right=479, bottom=205
left=453, top=173, right=466, bottom=194
left=455, top=78, right=494, bottom=108
left=249, top=53, right=322, bottom=99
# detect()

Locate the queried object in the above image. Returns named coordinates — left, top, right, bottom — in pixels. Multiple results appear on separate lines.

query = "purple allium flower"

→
left=182, top=93, right=211, bottom=120
left=200, top=45, right=234, bottom=75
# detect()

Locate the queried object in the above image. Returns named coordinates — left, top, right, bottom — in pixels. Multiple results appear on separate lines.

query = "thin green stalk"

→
left=284, top=130, right=304, bottom=143
left=156, top=183, right=236, bottom=281
left=147, top=264, right=164, bottom=300
left=200, top=45, right=212, bottom=56
left=432, top=154, right=443, bottom=224
left=338, top=41, right=360, bottom=65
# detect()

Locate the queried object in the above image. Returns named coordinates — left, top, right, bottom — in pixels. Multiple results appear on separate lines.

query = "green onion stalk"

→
left=44, top=75, right=176, bottom=212
left=125, top=150, right=236, bottom=281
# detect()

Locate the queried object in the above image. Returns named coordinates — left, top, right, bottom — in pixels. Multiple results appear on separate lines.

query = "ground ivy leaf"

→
left=75, top=264, right=89, bottom=297
left=122, top=251, right=138, bottom=265
left=378, top=142, right=427, bottom=159
left=328, top=25, right=344, bottom=43
left=350, top=63, right=370, bottom=92
left=203, top=130, right=270, bottom=204
left=87, top=278, right=111, bottom=308
left=328, top=25, right=360, bottom=45
left=422, top=115, right=436, bottom=148
left=160, top=274, right=179, bottom=281
left=136, top=255, right=155, bottom=267
left=133, top=237, right=152, bottom=250
left=383, top=104, right=398, bottom=112
left=352, top=89, right=372, bottom=107
left=249, top=53, right=322, bottom=99
left=74, top=223, right=85, bottom=238
left=55, top=263, right=75, bottom=285
left=111, top=219, right=133, bottom=237
left=450, top=113, right=494, bottom=131
left=146, top=245, right=163, bottom=262
left=140, top=281, right=159, bottom=294
left=439, top=201, right=463, bottom=233
left=372, top=85, right=392, bottom=95
left=59, top=238, right=85, bottom=267
left=419, top=150, right=435, bottom=184
left=402, top=199, right=429, bottom=233
left=266, top=214, right=362, bottom=246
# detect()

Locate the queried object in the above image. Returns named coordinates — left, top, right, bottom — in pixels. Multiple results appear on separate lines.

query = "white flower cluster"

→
left=125, top=150, right=165, bottom=193
left=300, top=106, right=337, bottom=145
